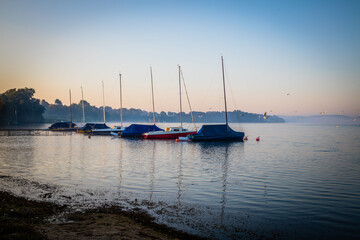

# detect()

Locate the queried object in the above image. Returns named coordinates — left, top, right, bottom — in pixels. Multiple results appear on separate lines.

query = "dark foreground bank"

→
left=0, top=191, right=204, bottom=240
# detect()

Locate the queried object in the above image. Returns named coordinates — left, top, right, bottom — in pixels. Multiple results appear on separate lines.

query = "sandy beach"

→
left=0, top=191, right=203, bottom=240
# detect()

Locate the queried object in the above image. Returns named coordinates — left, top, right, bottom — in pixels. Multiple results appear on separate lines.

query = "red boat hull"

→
left=143, top=131, right=197, bottom=139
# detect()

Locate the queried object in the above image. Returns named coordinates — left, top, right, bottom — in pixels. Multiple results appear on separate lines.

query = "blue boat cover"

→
left=121, top=124, right=163, bottom=138
left=49, top=122, right=76, bottom=129
left=189, top=124, right=244, bottom=141
left=78, top=123, right=110, bottom=131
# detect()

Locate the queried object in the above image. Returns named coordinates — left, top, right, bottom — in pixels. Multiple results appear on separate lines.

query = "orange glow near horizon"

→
left=1, top=1, right=359, bottom=116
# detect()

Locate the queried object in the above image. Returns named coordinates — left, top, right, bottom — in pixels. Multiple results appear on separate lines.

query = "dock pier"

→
left=0, top=129, right=72, bottom=136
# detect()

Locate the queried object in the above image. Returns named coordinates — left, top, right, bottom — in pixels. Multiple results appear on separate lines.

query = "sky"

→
left=0, top=0, right=359, bottom=116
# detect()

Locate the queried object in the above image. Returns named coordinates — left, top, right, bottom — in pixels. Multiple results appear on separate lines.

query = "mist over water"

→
left=0, top=123, right=359, bottom=239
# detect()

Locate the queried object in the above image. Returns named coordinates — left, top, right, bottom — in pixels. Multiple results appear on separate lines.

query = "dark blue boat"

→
left=48, top=122, right=77, bottom=131
left=189, top=56, right=245, bottom=142
left=121, top=67, right=164, bottom=138
left=121, top=124, right=163, bottom=138
left=77, top=123, right=110, bottom=133
left=188, top=124, right=244, bottom=142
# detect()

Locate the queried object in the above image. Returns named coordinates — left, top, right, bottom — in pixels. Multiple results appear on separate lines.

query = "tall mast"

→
left=150, top=66, right=155, bottom=125
left=69, top=89, right=72, bottom=123
left=178, top=65, right=183, bottom=128
left=102, top=81, right=106, bottom=124
left=180, top=68, right=197, bottom=131
left=119, top=74, right=123, bottom=127
left=221, top=56, right=228, bottom=125
left=81, top=86, right=85, bottom=123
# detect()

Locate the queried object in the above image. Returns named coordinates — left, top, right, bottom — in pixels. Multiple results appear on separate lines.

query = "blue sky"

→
left=1, top=0, right=359, bottom=115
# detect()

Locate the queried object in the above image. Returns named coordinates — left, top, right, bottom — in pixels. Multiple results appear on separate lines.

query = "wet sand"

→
left=0, top=191, right=204, bottom=240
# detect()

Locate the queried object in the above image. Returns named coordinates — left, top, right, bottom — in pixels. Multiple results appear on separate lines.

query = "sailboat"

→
left=188, top=56, right=244, bottom=142
left=49, top=89, right=77, bottom=131
left=73, top=86, right=86, bottom=129
left=78, top=82, right=110, bottom=134
left=120, top=67, right=163, bottom=138
left=143, top=65, right=197, bottom=139
left=92, top=75, right=126, bottom=135
left=110, top=73, right=126, bottom=133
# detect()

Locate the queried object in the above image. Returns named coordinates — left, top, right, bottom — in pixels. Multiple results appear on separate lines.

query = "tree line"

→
left=0, top=88, right=45, bottom=125
left=42, top=100, right=284, bottom=123
left=0, top=88, right=284, bottom=125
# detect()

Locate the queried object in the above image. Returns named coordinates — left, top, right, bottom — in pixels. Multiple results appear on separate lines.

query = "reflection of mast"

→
left=66, top=132, right=73, bottom=179
left=220, top=145, right=229, bottom=224
left=149, top=141, right=156, bottom=201
left=177, top=142, right=184, bottom=206
left=117, top=140, right=124, bottom=192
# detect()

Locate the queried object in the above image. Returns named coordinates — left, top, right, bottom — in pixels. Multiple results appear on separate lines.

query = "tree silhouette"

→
left=0, top=88, right=45, bottom=125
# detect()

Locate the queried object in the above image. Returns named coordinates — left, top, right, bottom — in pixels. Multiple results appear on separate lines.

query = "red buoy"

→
left=243, top=136, right=248, bottom=141
left=256, top=136, right=260, bottom=141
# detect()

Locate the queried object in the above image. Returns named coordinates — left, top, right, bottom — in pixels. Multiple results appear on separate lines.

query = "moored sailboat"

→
left=188, top=56, right=244, bottom=142
left=143, top=126, right=196, bottom=139
left=93, top=75, right=126, bottom=135
left=121, top=67, right=163, bottom=138
left=114, top=73, right=126, bottom=133
left=143, top=65, right=196, bottom=139
left=49, top=89, right=77, bottom=131
left=89, top=81, right=112, bottom=135
left=77, top=123, right=110, bottom=133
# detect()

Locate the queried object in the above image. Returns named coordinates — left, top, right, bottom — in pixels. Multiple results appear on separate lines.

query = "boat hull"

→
left=143, top=131, right=197, bottom=139
left=189, top=135, right=244, bottom=142
left=188, top=124, right=244, bottom=142
left=77, top=129, right=91, bottom=133
left=121, top=124, right=164, bottom=138
left=121, top=133, right=144, bottom=138
left=49, top=128, right=77, bottom=132
left=48, top=122, right=77, bottom=132
left=76, top=123, right=110, bottom=134
left=92, top=129, right=123, bottom=135
left=91, top=131, right=112, bottom=135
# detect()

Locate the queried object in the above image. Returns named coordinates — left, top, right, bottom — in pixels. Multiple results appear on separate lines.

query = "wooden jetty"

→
left=0, top=128, right=74, bottom=136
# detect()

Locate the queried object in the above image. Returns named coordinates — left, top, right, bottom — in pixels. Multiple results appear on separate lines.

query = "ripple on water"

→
left=0, top=124, right=360, bottom=239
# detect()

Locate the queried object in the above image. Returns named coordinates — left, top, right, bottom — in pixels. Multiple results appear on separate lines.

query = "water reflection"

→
left=0, top=136, right=36, bottom=178
left=149, top=140, right=156, bottom=201
left=177, top=142, right=183, bottom=206
left=197, top=142, right=242, bottom=225
left=117, top=139, right=123, bottom=193
left=220, top=144, right=229, bottom=224
left=66, top=134, right=73, bottom=180
left=1, top=124, right=360, bottom=240
left=79, top=133, right=86, bottom=185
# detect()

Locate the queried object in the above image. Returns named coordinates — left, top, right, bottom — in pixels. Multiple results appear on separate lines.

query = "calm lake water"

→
left=0, top=123, right=359, bottom=239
